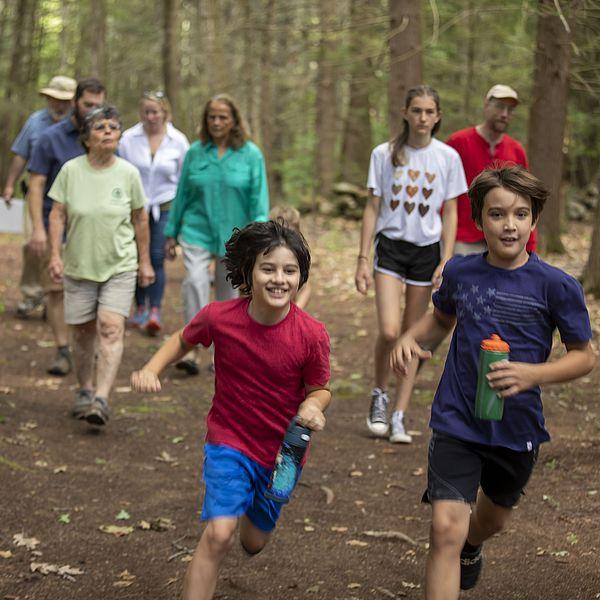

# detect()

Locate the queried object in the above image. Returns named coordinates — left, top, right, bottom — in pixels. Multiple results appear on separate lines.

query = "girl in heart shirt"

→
left=355, top=84, right=467, bottom=444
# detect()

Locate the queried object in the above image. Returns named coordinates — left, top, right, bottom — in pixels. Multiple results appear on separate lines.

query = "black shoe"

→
left=85, top=397, right=110, bottom=426
left=460, top=543, right=483, bottom=590
left=176, top=359, right=200, bottom=376
left=71, top=389, right=94, bottom=420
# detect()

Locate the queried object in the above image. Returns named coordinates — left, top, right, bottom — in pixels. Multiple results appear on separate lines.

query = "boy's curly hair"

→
left=469, top=164, right=549, bottom=226
left=224, top=219, right=311, bottom=295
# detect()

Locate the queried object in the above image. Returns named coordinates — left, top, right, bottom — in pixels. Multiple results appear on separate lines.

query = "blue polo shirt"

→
left=28, top=115, right=85, bottom=228
left=11, top=109, right=56, bottom=161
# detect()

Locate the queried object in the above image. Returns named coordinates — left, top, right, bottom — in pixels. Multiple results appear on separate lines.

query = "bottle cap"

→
left=284, top=416, right=312, bottom=446
left=480, top=334, right=509, bottom=352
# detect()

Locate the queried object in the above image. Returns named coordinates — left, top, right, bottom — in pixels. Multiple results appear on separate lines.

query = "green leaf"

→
left=59, top=513, right=71, bottom=524
left=116, top=509, right=131, bottom=521
left=171, top=436, right=184, bottom=444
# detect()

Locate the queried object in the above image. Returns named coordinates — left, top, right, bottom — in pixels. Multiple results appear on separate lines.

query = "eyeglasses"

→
left=92, top=122, right=121, bottom=131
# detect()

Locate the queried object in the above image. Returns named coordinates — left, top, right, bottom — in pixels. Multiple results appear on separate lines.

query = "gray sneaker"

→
left=367, top=388, right=389, bottom=436
left=16, top=296, right=44, bottom=319
left=85, top=397, right=110, bottom=426
left=389, top=411, right=412, bottom=444
left=47, top=348, right=72, bottom=376
left=71, top=389, right=94, bottom=420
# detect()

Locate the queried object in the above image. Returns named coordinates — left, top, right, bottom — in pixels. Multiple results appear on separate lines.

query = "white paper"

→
left=0, top=198, right=25, bottom=234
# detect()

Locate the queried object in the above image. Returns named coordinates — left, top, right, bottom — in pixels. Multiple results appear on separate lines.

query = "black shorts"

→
left=374, top=234, right=440, bottom=286
left=423, top=431, right=539, bottom=508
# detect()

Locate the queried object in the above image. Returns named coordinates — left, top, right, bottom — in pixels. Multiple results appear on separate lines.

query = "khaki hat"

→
left=485, top=84, right=519, bottom=103
left=39, top=76, right=76, bottom=100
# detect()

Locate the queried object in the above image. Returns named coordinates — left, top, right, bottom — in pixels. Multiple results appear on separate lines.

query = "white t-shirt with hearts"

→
left=367, top=138, right=467, bottom=246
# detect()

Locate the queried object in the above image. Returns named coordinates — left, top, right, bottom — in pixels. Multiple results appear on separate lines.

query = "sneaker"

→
left=145, top=308, right=162, bottom=335
left=85, top=397, right=110, bottom=426
left=128, top=306, right=148, bottom=329
left=389, top=411, right=412, bottom=443
left=47, top=348, right=72, bottom=376
left=71, top=389, right=94, bottom=420
left=16, top=296, right=44, bottom=319
left=175, top=359, right=200, bottom=376
left=366, top=388, right=389, bottom=436
left=460, top=543, right=483, bottom=590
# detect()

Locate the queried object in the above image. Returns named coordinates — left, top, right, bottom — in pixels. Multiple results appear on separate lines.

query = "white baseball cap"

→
left=485, top=84, right=519, bottom=103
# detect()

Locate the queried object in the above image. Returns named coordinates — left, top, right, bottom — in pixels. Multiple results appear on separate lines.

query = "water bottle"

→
left=474, top=334, right=510, bottom=421
left=265, top=417, right=311, bottom=503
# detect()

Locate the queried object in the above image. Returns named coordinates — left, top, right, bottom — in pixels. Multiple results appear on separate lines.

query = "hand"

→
left=131, top=368, right=162, bottom=393
left=48, top=255, right=64, bottom=284
left=164, top=237, right=177, bottom=261
left=355, top=259, right=372, bottom=295
left=296, top=401, right=326, bottom=431
left=431, top=260, right=446, bottom=290
left=29, top=226, right=47, bottom=256
left=2, top=185, right=13, bottom=206
left=138, top=261, right=156, bottom=288
left=390, top=336, right=432, bottom=376
left=486, top=360, right=538, bottom=398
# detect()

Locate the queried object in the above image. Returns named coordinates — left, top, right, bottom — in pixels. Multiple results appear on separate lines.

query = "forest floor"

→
left=0, top=218, right=599, bottom=600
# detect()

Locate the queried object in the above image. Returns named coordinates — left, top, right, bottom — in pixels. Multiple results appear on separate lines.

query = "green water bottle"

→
left=474, top=334, right=510, bottom=421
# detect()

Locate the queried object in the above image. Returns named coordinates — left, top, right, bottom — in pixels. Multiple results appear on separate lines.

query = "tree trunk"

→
left=340, top=0, right=373, bottom=187
left=163, top=0, right=181, bottom=119
left=463, top=0, right=475, bottom=121
left=582, top=189, right=600, bottom=296
left=315, top=0, right=337, bottom=199
left=388, top=0, right=422, bottom=135
left=5, top=0, right=29, bottom=101
left=205, top=0, right=230, bottom=94
left=241, top=0, right=255, bottom=135
left=527, top=0, right=577, bottom=254
left=258, top=0, right=275, bottom=189
left=89, top=0, right=107, bottom=81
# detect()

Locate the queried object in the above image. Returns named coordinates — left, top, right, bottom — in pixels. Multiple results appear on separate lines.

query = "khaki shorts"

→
left=63, top=271, right=137, bottom=324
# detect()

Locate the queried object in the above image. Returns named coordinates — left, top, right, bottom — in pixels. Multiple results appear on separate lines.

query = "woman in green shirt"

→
left=164, top=94, right=269, bottom=374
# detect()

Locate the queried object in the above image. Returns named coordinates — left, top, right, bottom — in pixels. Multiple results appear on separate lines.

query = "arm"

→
left=487, top=341, right=596, bottom=399
left=131, top=207, right=155, bottom=288
left=431, top=198, right=457, bottom=289
left=294, top=282, right=312, bottom=310
left=47, top=202, right=66, bottom=283
left=297, top=384, right=332, bottom=431
left=391, top=307, right=456, bottom=375
left=2, top=154, right=27, bottom=205
left=27, top=173, right=48, bottom=256
left=131, top=329, right=195, bottom=392
left=355, top=190, right=381, bottom=295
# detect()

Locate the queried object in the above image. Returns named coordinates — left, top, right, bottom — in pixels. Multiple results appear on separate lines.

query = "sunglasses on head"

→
left=143, top=90, right=165, bottom=100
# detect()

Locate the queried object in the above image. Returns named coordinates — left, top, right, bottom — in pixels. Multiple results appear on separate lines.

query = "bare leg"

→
left=426, top=500, right=471, bottom=600
left=183, top=518, right=238, bottom=600
left=393, top=283, right=432, bottom=412
left=466, top=490, right=512, bottom=546
left=239, top=515, right=271, bottom=554
left=95, top=310, right=125, bottom=399
left=71, top=321, right=96, bottom=390
left=47, top=290, right=69, bottom=347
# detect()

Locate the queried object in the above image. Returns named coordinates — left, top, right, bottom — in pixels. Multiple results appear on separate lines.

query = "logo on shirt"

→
left=112, top=187, right=123, bottom=200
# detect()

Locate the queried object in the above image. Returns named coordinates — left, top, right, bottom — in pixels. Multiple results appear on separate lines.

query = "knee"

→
left=430, top=512, right=468, bottom=551
left=97, top=317, right=124, bottom=342
left=240, top=537, right=267, bottom=556
left=204, top=521, right=237, bottom=556
left=379, top=328, right=400, bottom=347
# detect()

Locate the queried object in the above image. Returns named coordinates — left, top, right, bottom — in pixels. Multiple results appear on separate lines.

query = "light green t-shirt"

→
left=49, top=155, right=146, bottom=282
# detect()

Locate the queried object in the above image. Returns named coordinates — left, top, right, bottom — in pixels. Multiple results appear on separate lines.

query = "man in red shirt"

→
left=447, top=84, right=536, bottom=254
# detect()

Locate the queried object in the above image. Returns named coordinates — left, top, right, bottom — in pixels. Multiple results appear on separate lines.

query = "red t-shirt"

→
left=446, top=127, right=536, bottom=251
left=182, top=297, right=330, bottom=468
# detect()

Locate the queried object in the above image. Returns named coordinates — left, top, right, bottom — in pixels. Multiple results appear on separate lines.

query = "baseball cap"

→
left=39, top=76, right=76, bottom=100
left=485, top=84, right=519, bottom=103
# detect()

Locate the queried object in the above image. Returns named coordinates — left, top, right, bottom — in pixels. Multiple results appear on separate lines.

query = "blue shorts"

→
left=201, top=444, right=286, bottom=532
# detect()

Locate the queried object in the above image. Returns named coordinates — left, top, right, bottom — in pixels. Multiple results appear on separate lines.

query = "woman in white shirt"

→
left=355, top=85, right=467, bottom=444
left=120, top=91, right=189, bottom=334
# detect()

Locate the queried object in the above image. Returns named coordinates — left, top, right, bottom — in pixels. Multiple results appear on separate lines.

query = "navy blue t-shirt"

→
left=431, top=252, right=592, bottom=451
left=28, top=115, right=84, bottom=229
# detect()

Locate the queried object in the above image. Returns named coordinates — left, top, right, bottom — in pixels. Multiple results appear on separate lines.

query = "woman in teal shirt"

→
left=165, top=94, right=269, bottom=374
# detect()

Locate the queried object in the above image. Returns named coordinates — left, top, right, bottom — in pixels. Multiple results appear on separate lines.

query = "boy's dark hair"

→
left=469, top=164, right=549, bottom=226
left=224, top=220, right=311, bottom=295
left=75, top=78, right=106, bottom=102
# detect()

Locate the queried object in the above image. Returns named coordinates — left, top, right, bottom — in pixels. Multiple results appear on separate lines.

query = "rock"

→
left=567, top=199, right=588, bottom=222
left=332, top=181, right=368, bottom=199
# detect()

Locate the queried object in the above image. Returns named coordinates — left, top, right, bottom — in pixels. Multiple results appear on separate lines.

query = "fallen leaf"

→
left=306, top=585, right=320, bottom=593
left=13, top=533, right=40, bottom=550
left=99, top=525, right=134, bottom=537
left=115, top=386, right=132, bottom=393
left=180, top=555, right=192, bottom=562
left=0, top=550, right=13, bottom=558
left=411, top=467, right=424, bottom=476
left=53, top=465, right=67, bottom=474
left=20, top=421, right=38, bottom=430
left=34, top=461, right=48, bottom=468
left=304, top=525, right=315, bottom=532
left=58, top=513, right=70, bottom=525
left=137, top=520, right=151, bottom=530
left=116, top=509, right=131, bottom=521
left=402, top=580, right=421, bottom=589
left=348, top=582, right=361, bottom=589
left=36, top=340, right=55, bottom=348
left=30, top=562, right=84, bottom=581
left=331, top=526, right=348, bottom=533
left=149, top=517, right=175, bottom=531
left=362, top=530, right=418, bottom=546
left=320, top=485, right=334, bottom=504
left=155, top=450, right=177, bottom=464
left=346, top=540, right=369, bottom=547
left=349, top=470, right=363, bottom=478
left=356, top=329, right=368, bottom=337
left=0, top=386, right=15, bottom=394
left=171, top=436, right=184, bottom=444
left=113, top=570, right=136, bottom=588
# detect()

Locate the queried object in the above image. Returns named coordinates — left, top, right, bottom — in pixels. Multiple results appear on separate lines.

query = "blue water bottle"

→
left=265, top=417, right=311, bottom=503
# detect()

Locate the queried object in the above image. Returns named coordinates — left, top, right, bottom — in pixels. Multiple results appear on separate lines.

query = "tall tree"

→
left=340, top=0, right=373, bottom=186
left=388, top=0, right=422, bottom=134
left=163, top=0, right=181, bottom=118
left=89, top=0, right=107, bottom=81
left=582, top=193, right=600, bottom=296
left=315, top=0, right=337, bottom=199
left=527, top=0, right=577, bottom=253
left=258, top=0, right=275, bottom=193
left=205, top=0, right=230, bottom=94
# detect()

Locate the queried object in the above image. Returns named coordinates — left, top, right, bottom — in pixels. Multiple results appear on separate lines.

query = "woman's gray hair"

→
left=79, top=105, right=122, bottom=152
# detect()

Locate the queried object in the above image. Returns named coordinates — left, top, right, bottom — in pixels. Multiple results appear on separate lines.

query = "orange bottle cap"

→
left=480, top=334, right=510, bottom=352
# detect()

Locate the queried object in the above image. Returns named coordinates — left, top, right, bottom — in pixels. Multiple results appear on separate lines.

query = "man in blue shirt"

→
left=2, top=76, right=76, bottom=318
left=28, top=78, right=106, bottom=376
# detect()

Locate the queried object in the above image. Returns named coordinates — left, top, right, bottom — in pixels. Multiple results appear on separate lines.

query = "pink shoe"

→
left=145, top=308, right=162, bottom=335
left=128, top=306, right=148, bottom=329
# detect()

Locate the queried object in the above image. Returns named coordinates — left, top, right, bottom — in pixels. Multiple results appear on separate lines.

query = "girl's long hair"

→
left=390, top=85, right=441, bottom=167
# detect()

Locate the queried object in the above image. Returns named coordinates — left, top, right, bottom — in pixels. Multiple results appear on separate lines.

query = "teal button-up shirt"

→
left=165, top=140, right=269, bottom=256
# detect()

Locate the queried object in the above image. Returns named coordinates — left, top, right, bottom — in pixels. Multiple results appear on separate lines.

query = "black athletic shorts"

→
left=374, top=233, right=440, bottom=286
left=423, top=431, right=539, bottom=508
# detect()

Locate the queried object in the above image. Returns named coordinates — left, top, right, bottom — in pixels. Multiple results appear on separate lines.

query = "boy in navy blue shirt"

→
left=391, top=165, right=595, bottom=598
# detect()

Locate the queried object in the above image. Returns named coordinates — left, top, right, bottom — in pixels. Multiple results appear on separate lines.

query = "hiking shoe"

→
left=389, top=411, right=412, bottom=443
left=85, top=397, right=110, bottom=426
left=47, top=348, right=72, bottom=376
left=71, top=389, right=94, bottom=420
left=366, top=388, right=389, bottom=436
left=176, top=359, right=200, bottom=376
left=460, top=543, right=483, bottom=590
left=145, top=308, right=162, bottom=335
left=16, top=296, right=44, bottom=319
left=128, top=306, right=148, bottom=329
